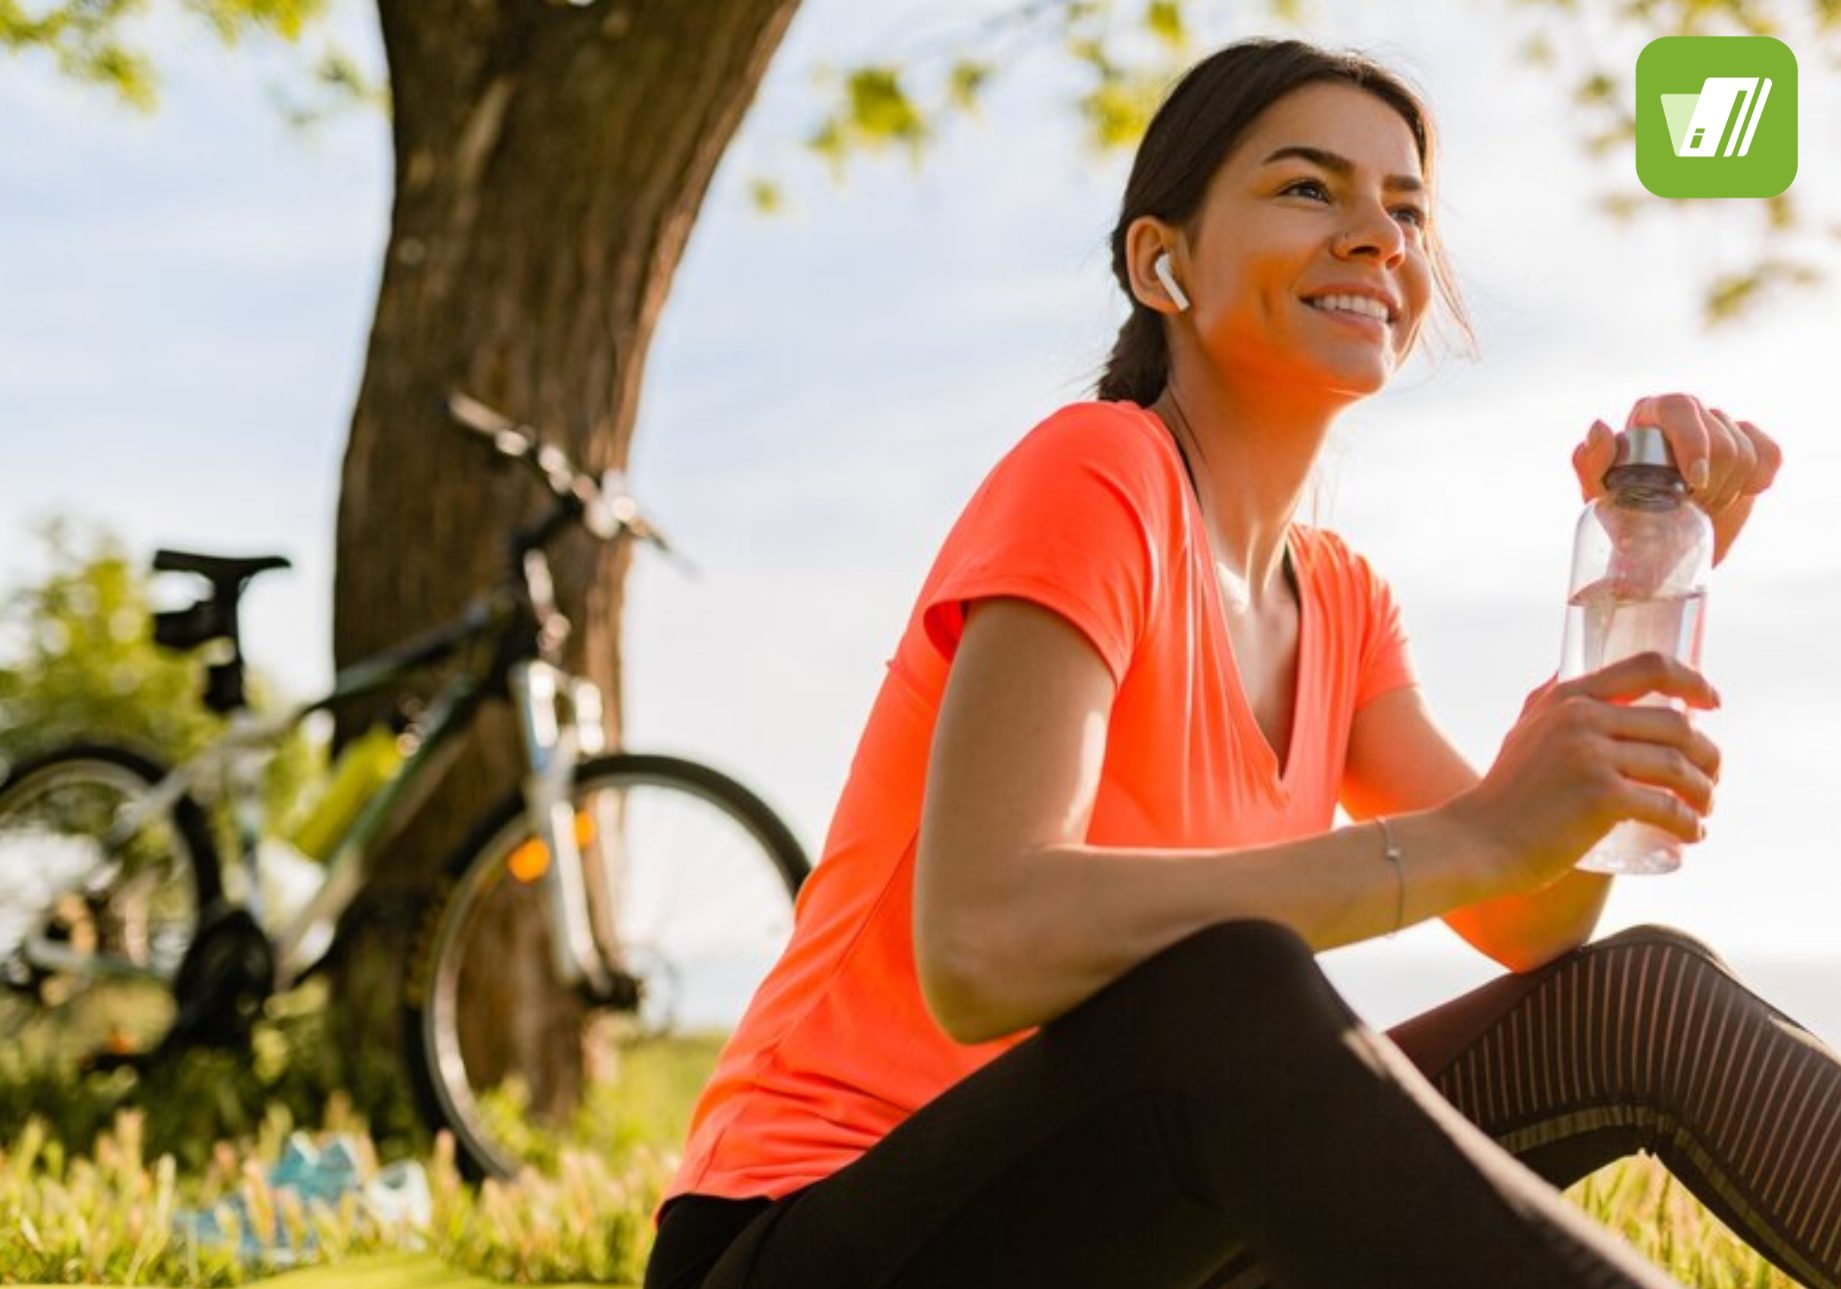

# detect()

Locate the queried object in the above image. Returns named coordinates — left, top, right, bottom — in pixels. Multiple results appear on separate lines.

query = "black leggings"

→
left=646, top=921, right=1841, bottom=1289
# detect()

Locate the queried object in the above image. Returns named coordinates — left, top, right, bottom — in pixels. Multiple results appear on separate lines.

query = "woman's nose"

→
left=1332, top=201, right=1406, bottom=264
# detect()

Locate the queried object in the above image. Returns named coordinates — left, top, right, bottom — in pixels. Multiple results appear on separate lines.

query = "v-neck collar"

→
left=1139, top=405, right=1310, bottom=800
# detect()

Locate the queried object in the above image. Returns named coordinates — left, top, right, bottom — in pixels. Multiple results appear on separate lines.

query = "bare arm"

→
left=914, top=599, right=1506, bottom=1045
left=1341, top=685, right=1613, bottom=973
left=914, top=600, right=1721, bottom=1047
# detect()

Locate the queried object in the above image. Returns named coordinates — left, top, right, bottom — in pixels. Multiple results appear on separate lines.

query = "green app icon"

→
left=1636, top=36, right=1797, bottom=197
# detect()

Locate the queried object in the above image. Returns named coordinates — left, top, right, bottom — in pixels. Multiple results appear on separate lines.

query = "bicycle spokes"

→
left=0, top=753, right=206, bottom=1061
left=409, top=758, right=804, bottom=1179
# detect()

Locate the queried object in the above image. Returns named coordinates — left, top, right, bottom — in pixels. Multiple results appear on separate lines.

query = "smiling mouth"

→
left=1302, top=294, right=1395, bottom=326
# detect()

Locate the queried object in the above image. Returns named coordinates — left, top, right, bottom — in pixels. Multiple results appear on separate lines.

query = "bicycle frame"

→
left=257, top=601, right=617, bottom=992
left=30, top=567, right=618, bottom=999
left=18, top=395, right=662, bottom=1015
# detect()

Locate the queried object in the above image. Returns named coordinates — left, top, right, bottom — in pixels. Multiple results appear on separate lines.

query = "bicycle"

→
left=0, top=393, right=810, bottom=1178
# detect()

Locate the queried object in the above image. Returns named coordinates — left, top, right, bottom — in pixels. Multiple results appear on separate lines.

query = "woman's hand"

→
left=1572, top=394, right=1783, bottom=567
left=1447, top=652, right=1722, bottom=893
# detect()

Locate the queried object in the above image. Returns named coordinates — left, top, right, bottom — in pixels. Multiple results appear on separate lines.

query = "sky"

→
left=2, top=0, right=1838, bottom=1039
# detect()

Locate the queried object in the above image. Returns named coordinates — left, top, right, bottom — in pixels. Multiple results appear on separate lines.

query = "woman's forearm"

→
left=919, top=807, right=1504, bottom=1045
left=1442, top=870, right=1613, bottom=973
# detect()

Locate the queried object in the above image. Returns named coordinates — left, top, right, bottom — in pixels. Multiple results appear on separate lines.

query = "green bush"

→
left=0, top=518, right=321, bottom=822
left=0, top=979, right=413, bottom=1176
left=0, top=1007, right=712, bottom=1285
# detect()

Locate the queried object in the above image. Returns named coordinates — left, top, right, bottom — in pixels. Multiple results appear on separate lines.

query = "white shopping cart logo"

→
left=1661, top=77, right=1773, bottom=157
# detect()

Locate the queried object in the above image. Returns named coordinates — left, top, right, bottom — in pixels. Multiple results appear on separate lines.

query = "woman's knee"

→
left=1558, top=923, right=1766, bottom=1100
left=1591, top=922, right=1738, bottom=980
left=1134, top=919, right=1321, bottom=1014
left=1072, top=919, right=1351, bottom=1074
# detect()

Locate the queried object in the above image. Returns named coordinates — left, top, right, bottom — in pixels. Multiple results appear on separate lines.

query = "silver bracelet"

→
left=1375, top=816, right=1405, bottom=937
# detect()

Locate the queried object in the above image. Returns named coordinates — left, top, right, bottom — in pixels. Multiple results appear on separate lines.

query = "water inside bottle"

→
left=1562, top=584, right=1705, bottom=681
left=1561, top=584, right=1707, bottom=874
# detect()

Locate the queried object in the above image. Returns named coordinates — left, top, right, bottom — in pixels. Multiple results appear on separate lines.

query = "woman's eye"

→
left=1393, top=205, right=1428, bottom=229
left=1282, top=179, right=1330, bottom=200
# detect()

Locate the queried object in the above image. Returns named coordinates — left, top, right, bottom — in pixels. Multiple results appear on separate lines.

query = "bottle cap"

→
left=1614, top=425, right=1676, bottom=470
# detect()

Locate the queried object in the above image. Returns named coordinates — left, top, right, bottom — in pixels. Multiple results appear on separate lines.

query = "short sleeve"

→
left=920, top=405, right=1175, bottom=687
left=1350, top=547, right=1418, bottom=710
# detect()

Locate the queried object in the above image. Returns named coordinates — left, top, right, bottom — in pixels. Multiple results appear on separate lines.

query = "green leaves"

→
left=180, top=0, right=318, bottom=44
left=948, top=57, right=993, bottom=113
left=1063, top=0, right=1190, bottom=153
left=807, top=64, right=929, bottom=175
left=2, top=0, right=334, bottom=110
left=0, top=522, right=214, bottom=767
left=847, top=66, right=927, bottom=144
left=804, top=0, right=1214, bottom=179
left=1076, top=71, right=1166, bottom=151
left=1145, top=0, right=1186, bottom=48
left=1, top=0, right=156, bottom=108
left=1704, top=257, right=1824, bottom=324
left=0, top=520, right=320, bottom=831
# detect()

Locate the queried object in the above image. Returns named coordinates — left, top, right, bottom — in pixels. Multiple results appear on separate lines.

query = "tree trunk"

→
left=327, top=0, right=802, bottom=1130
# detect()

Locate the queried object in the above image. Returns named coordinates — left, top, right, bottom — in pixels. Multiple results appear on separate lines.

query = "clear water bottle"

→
left=1559, top=425, right=1714, bottom=874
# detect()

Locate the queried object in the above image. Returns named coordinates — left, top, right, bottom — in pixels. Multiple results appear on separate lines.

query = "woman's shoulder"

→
left=1289, top=525, right=1401, bottom=606
left=1291, top=523, right=1361, bottom=565
left=999, top=399, right=1184, bottom=491
left=1025, top=398, right=1163, bottom=446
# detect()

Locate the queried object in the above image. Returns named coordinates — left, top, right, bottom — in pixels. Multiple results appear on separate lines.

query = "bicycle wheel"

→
left=405, top=752, right=809, bottom=1179
left=0, top=744, right=218, bottom=1060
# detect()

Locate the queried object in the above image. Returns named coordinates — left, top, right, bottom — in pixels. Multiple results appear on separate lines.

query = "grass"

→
left=1570, top=1161, right=1804, bottom=1288
left=0, top=1071, right=681, bottom=1286
left=0, top=994, right=1812, bottom=1288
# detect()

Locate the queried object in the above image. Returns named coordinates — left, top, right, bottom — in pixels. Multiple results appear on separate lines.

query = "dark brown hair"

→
left=1095, top=38, right=1473, bottom=405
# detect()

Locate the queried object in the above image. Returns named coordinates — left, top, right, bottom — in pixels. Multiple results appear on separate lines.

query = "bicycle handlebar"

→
left=444, top=391, right=689, bottom=570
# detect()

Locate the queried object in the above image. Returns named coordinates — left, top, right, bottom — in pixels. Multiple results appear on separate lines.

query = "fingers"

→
left=1597, top=700, right=1721, bottom=774
left=1562, top=672, right=1722, bottom=844
left=1609, top=780, right=1707, bottom=844
left=1572, top=419, right=1617, bottom=500
left=1620, top=394, right=1783, bottom=510
left=1627, top=393, right=1714, bottom=491
left=1601, top=723, right=1719, bottom=815
left=1555, top=650, right=1719, bottom=711
left=1714, top=408, right=1784, bottom=500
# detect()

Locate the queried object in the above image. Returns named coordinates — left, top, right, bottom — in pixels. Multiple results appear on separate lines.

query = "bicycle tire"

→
left=0, top=744, right=220, bottom=1060
left=403, top=752, right=809, bottom=1179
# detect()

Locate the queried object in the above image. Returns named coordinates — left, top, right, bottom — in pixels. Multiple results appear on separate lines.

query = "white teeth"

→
left=1306, top=293, right=1391, bottom=323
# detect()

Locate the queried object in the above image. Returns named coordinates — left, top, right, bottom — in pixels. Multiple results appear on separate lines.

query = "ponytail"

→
left=1095, top=305, right=1170, bottom=406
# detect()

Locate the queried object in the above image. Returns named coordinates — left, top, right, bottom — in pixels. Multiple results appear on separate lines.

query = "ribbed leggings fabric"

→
left=645, top=922, right=1841, bottom=1289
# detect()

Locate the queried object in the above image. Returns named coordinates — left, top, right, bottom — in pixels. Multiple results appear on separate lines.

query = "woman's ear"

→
left=1125, top=217, right=1189, bottom=315
left=1154, top=254, right=1191, bottom=312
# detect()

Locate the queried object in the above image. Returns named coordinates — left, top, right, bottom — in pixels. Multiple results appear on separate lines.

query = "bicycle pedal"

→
left=587, top=970, right=644, bottom=1011
left=167, top=904, right=276, bottom=1049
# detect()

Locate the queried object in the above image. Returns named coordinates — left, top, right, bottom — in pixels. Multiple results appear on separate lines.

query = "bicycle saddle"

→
left=152, top=550, right=292, bottom=584
left=151, top=551, right=291, bottom=713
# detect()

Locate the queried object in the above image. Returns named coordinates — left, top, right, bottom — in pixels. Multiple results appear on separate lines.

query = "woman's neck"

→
left=1153, top=370, right=1336, bottom=611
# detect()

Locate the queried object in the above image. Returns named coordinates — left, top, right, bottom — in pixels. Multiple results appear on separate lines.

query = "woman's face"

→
left=1176, top=81, right=1435, bottom=401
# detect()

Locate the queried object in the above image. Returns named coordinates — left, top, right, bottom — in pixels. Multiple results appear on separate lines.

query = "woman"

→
left=645, top=38, right=1831, bottom=1289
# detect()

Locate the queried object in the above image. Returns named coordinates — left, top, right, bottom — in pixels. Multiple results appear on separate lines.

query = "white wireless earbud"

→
left=1154, top=252, right=1191, bottom=312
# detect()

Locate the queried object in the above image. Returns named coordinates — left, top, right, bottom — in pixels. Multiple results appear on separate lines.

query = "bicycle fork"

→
left=509, top=661, right=622, bottom=1001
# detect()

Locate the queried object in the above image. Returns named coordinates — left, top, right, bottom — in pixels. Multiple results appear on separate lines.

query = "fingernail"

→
left=1689, top=459, right=1711, bottom=490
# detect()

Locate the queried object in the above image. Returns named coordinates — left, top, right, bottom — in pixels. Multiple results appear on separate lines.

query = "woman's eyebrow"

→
left=1260, top=144, right=1424, bottom=194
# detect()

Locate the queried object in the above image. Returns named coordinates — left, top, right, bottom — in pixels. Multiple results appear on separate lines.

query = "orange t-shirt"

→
left=659, top=400, right=1417, bottom=1217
